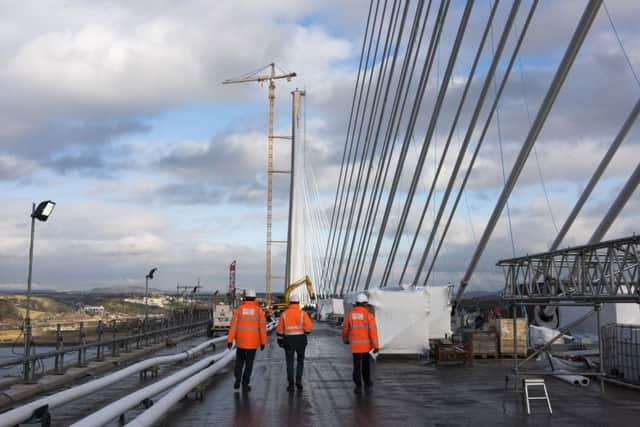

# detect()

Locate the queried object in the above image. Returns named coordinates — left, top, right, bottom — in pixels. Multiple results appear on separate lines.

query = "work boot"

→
left=242, top=384, right=251, bottom=393
left=353, top=386, right=362, bottom=394
left=296, top=382, right=303, bottom=390
left=364, top=381, right=373, bottom=389
left=233, top=381, right=240, bottom=390
left=287, top=382, right=294, bottom=392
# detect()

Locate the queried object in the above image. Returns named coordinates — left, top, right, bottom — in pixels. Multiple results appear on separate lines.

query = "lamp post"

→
left=144, top=268, right=157, bottom=326
left=24, top=200, right=56, bottom=382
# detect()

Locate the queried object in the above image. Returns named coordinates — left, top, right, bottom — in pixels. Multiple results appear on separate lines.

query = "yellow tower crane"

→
left=223, top=63, right=296, bottom=306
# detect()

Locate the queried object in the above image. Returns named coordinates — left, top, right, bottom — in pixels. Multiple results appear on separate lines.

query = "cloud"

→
left=0, top=154, right=39, bottom=181
left=0, top=0, right=358, bottom=179
left=1, top=1, right=639, bottom=294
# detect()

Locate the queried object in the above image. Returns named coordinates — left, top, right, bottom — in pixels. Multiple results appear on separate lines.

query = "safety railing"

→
left=0, top=309, right=211, bottom=382
left=0, top=335, right=224, bottom=427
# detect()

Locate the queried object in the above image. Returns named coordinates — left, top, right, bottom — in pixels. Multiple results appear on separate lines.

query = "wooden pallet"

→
left=474, top=353, right=499, bottom=359
left=499, top=353, right=527, bottom=359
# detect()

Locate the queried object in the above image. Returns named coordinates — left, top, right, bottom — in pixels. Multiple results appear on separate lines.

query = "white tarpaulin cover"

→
left=317, top=299, right=331, bottom=320
left=344, top=286, right=452, bottom=354
left=559, top=303, right=640, bottom=335
left=316, top=298, right=344, bottom=321
left=529, top=325, right=572, bottom=347
left=331, top=298, right=344, bottom=315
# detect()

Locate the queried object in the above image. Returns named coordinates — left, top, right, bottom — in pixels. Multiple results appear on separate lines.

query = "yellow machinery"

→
left=273, top=275, right=315, bottom=313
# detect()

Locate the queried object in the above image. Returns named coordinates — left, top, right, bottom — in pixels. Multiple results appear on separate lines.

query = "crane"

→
left=223, top=63, right=296, bottom=307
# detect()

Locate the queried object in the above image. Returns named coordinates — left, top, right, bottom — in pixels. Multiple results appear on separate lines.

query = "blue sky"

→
left=0, top=0, right=639, bottom=294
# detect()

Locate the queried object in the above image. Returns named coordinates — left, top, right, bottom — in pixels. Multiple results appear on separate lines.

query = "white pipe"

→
left=125, top=349, right=236, bottom=427
left=548, top=353, right=591, bottom=387
left=554, top=374, right=591, bottom=386
left=116, top=321, right=274, bottom=427
left=0, top=336, right=226, bottom=427
left=70, top=349, right=230, bottom=427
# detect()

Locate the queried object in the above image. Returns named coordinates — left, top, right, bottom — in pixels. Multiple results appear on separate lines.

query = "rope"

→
left=397, top=0, right=501, bottom=286
left=349, top=0, right=434, bottom=293
left=603, top=1, right=640, bottom=89
left=426, top=0, right=539, bottom=285
left=514, top=19, right=559, bottom=234
left=335, top=0, right=405, bottom=296
left=322, top=0, right=379, bottom=295
left=363, top=0, right=452, bottom=291
left=414, top=0, right=523, bottom=287
left=326, top=0, right=388, bottom=294
left=490, top=9, right=517, bottom=258
left=408, top=0, right=522, bottom=287
left=380, top=0, right=473, bottom=289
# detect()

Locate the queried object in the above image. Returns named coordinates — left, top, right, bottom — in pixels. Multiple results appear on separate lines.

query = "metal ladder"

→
left=523, top=378, right=552, bottom=415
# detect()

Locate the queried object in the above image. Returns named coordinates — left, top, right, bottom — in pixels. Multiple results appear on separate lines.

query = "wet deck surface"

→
left=157, top=323, right=639, bottom=427
left=19, top=323, right=638, bottom=426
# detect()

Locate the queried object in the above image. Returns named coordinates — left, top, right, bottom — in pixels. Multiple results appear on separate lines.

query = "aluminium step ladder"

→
left=523, top=378, right=552, bottom=415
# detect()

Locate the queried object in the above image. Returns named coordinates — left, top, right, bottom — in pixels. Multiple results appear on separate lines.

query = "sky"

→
left=0, top=0, right=638, bottom=295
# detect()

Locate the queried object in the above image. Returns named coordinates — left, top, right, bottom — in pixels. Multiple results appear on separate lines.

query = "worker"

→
left=342, top=293, right=379, bottom=394
left=276, top=293, right=313, bottom=391
left=227, top=289, right=267, bottom=392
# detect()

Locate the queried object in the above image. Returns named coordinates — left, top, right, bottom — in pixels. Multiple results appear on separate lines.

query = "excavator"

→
left=272, top=275, right=316, bottom=314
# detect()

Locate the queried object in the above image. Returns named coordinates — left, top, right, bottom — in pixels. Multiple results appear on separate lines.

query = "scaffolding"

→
left=498, top=235, right=640, bottom=393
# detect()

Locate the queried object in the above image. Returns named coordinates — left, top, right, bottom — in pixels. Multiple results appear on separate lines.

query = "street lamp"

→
left=145, top=267, right=157, bottom=324
left=24, top=200, right=56, bottom=382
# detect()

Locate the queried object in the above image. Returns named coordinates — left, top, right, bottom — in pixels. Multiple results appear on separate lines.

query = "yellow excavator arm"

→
left=284, top=275, right=316, bottom=304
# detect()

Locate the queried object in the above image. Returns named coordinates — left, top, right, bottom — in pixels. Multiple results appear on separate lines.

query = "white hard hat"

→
left=289, top=294, right=300, bottom=303
left=356, top=293, right=368, bottom=303
left=245, top=289, right=256, bottom=298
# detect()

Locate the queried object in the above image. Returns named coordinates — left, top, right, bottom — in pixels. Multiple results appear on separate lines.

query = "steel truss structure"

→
left=499, top=235, right=640, bottom=304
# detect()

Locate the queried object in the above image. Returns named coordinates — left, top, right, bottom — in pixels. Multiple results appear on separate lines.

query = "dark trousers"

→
left=234, top=348, right=256, bottom=386
left=285, top=346, right=306, bottom=383
left=352, top=353, right=371, bottom=387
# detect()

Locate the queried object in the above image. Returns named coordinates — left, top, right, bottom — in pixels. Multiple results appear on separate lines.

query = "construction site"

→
left=1, top=0, right=640, bottom=425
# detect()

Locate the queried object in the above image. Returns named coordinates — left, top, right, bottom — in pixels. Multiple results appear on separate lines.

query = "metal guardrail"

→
left=0, top=310, right=211, bottom=382
left=0, top=335, right=224, bottom=427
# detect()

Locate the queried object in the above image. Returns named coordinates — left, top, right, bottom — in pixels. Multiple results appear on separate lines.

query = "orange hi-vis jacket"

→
left=276, top=305, right=313, bottom=337
left=227, top=300, right=267, bottom=350
left=342, top=305, right=379, bottom=353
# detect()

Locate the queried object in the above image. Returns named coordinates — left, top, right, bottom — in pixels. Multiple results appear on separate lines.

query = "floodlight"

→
left=32, top=200, right=56, bottom=222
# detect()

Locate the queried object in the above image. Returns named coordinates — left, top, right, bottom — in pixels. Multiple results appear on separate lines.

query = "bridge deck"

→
left=164, top=323, right=637, bottom=427
left=44, top=323, right=640, bottom=426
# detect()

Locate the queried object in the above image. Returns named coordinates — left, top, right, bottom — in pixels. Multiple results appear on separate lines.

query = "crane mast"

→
left=223, top=63, right=296, bottom=306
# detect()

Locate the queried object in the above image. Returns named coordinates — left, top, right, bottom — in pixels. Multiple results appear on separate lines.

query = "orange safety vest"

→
left=277, top=305, right=312, bottom=337
left=342, top=305, right=379, bottom=353
left=227, top=300, right=267, bottom=350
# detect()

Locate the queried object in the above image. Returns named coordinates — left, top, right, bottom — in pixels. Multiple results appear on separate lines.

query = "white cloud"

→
left=1, top=1, right=639, bottom=293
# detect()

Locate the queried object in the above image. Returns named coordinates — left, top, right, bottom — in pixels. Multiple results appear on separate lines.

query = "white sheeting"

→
left=331, top=298, right=344, bottom=315
left=529, top=325, right=572, bottom=347
left=559, top=303, right=640, bottom=335
left=316, top=298, right=344, bottom=320
left=317, top=299, right=331, bottom=320
left=344, top=287, right=451, bottom=354
left=547, top=353, right=591, bottom=387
